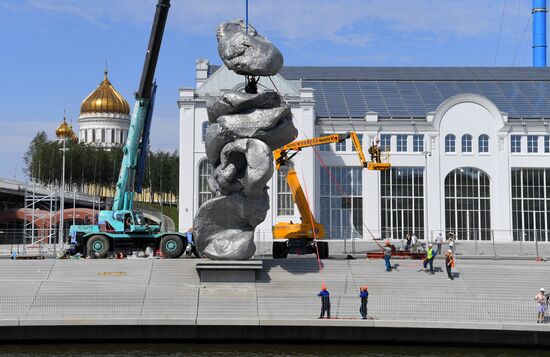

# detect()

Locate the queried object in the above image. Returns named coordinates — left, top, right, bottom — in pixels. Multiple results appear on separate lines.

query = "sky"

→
left=0, top=0, right=539, bottom=180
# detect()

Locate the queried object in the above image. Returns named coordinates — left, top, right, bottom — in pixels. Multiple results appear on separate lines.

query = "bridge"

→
left=0, top=178, right=175, bottom=246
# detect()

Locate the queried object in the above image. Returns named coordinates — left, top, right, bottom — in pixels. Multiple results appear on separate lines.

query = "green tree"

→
left=24, top=132, right=178, bottom=202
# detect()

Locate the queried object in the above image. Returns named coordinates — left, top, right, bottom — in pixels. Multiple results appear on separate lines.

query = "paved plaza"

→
left=0, top=256, right=548, bottom=324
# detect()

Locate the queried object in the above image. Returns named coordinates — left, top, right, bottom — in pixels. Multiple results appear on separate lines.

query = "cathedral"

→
left=78, top=69, right=130, bottom=147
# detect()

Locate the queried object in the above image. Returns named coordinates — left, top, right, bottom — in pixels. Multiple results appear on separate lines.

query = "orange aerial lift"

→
left=272, top=132, right=390, bottom=259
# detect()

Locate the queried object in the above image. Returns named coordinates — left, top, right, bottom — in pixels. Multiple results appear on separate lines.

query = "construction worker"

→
left=423, top=243, right=435, bottom=274
left=359, top=285, right=369, bottom=319
left=444, top=249, right=455, bottom=280
left=368, top=138, right=381, bottom=163
left=124, top=215, right=132, bottom=231
left=404, top=233, right=412, bottom=251
left=317, top=284, right=331, bottom=319
left=383, top=241, right=392, bottom=272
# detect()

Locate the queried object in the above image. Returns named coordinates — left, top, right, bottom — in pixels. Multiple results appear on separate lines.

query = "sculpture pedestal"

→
left=195, top=260, right=263, bottom=283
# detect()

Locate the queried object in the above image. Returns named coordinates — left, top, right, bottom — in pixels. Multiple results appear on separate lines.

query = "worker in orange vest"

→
left=444, top=249, right=455, bottom=280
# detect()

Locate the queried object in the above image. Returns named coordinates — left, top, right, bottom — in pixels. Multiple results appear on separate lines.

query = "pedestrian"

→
left=185, top=227, right=194, bottom=256
left=359, top=285, right=369, bottom=319
left=535, top=288, right=548, bottom=323
left=444, top=249, right=455, bottom=280
left=411, top=233, right=419, bottom=253
left=404, top=233, right=411, bottom=251
left=435, top=232, right=443, bottom=255
left=317, top=284, right=331, bottom=319
left=447, top=232, right=456, bottom=254
left=423, top=243, right=435, bottom=274
left=383, top=241, right=392, bottom=272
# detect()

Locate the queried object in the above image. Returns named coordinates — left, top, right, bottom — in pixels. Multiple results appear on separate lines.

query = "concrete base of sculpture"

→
left=195, top=260, right=263, bottom=283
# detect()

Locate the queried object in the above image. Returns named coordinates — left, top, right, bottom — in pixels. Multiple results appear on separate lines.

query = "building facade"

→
left=78, top=70, right=130, bottom=148
left=179, top=60, right=550, bottom=242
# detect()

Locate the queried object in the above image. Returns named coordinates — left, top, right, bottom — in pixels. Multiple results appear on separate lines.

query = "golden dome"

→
left=80, top=70, right=130, bottom=115
left=56, top=117, right=78, bottom=142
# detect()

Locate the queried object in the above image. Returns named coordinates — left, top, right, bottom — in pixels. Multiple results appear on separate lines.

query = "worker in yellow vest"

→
left=423, top=243, right=435, bottom=274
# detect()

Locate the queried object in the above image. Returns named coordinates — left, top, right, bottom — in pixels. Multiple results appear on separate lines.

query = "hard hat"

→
left=447, top=249, right=452, bottom=253
left=541, top=288, right=546, bottom=292
left=428, top=243, right=433, bottom=247
left=322, top=282, right=327, bottom=290
left=362, top=285, right=368, bottom=290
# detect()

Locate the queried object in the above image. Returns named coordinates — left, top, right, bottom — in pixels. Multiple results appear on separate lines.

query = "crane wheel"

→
left=86, top=235, right=110, bottom=258
left=316, top=241, right=329, bottom=259
left=160, top=235, right=185, bottom=258
left=272, top=241, right=288, bottom=259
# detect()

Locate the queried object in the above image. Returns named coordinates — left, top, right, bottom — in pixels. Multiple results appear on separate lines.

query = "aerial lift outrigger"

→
left=272, top=132, right=390, bottom=259
left=69, top=0, right=188, bottom=258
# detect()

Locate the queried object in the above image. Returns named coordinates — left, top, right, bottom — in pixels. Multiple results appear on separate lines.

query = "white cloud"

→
left=19, top=0, right=532, bottom=46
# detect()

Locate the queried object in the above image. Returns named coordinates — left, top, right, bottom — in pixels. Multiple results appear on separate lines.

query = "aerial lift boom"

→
left=272, top=132, right=388, bottom=258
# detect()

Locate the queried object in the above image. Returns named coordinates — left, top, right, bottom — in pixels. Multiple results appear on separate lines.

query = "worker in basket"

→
left=368, top=138, right=381, bottom=163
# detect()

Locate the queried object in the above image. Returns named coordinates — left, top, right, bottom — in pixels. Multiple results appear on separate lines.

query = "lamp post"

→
left=55, top=115, right=76, bottom=251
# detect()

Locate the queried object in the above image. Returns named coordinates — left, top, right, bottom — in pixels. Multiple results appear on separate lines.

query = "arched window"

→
left=202, top=121, right=210, bottom=143
left=92, top=129, right=96, bottom=143
left=461, top=134, right=472, bottom=153
left=445, top=134, right=455, bottom=153
left=478, top=134, right=489, bottom=153
left=445, top=167, right=491, bottom=241
left=198, top=160, right=213, bottom=207
left=101, top=129, right=105, bottom=143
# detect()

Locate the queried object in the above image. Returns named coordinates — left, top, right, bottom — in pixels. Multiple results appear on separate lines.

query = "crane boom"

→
left=272, top=132, right=389, bottom=258
left=272, top=131, right=375, bottom=258
left=69, top=0, right=193, bottom=260
left=273, top=131, right=369, bottom=238
left=274, top=132, right=368, bottom=169
left=112, top=0, right=170, bottom=212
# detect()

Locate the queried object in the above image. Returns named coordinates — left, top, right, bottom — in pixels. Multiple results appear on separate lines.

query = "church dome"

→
left=80, top=71, right=130, bottom=115
left=55, top=117, right=78, bottom=142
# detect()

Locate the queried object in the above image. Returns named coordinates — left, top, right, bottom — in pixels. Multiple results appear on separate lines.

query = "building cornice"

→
left=78, top=112, right=130, bottom=120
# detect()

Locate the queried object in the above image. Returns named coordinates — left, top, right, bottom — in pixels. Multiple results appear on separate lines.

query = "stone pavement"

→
left=0, top=257, right=548, bottom=324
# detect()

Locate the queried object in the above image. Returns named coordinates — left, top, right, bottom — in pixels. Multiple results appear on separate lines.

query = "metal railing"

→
left=0, top=295, right=540, bottom=324
left=3, top=228, right=550, bottom=259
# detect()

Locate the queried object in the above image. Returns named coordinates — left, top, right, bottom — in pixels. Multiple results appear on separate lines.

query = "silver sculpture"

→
left=193, top=20, right=297, bottom=260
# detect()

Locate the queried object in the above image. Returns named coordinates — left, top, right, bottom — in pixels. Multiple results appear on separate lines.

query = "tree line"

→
left=24, top=132, right=179, bottom=200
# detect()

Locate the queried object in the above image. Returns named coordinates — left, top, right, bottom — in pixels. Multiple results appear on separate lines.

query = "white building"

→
left=179, top=60, right=550, bottom=243
left=78, top=70, right=130, bottom=147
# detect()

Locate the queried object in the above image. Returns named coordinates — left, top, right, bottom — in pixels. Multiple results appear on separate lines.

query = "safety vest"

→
left=427, top=248, right=434, bottom=259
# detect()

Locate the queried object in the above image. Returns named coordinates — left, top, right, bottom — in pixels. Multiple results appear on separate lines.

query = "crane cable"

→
left=310, top=144, right=385, bottom=251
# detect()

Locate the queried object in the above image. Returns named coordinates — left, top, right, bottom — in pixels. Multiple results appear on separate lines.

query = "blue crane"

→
left=69, top=0, right=192, bottom=259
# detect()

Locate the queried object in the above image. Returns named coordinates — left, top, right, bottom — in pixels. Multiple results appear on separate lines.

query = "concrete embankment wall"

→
left=2, top=258, right=550, bottom=347
left=1, top=321, right=550, bottom=347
